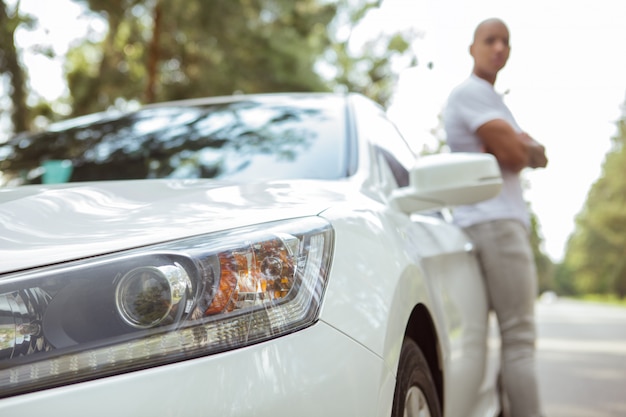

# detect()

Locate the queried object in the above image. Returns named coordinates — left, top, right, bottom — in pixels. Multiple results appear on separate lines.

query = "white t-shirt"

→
left=443, top=74, right=530, bottom=228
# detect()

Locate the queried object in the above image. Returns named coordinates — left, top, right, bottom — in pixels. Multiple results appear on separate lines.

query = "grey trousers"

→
left=463, top=219, right=542, bottom=417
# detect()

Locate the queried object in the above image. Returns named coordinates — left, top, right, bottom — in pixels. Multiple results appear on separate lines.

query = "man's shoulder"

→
left=448, top=76, right=500, bottom=111
left=450, top=76, right=490, bottom=99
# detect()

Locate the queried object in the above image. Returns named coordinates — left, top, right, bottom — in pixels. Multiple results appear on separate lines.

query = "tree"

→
left=66, top=0, right=337, bottom=116
left=324, top=0, right=418, bottom=108
left=560, top=100, right=626, bottom=297
left=0, top=0, right=31, bottom=134
left=64, top=0, right=417, bottom=117
left=1, top=1, right=418, bottom=135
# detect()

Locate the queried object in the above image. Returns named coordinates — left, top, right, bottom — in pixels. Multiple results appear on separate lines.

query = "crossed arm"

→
left=476, top=119, right=548, bottom=173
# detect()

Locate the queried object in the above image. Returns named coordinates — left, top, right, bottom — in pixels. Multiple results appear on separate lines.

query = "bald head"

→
left=470, top=18, right=511, bottom=84
left=472, top=18, right=509, bottom=44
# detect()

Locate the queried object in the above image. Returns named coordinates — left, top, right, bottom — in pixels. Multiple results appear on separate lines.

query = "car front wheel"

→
left=392, top=338, right=442, bottom=417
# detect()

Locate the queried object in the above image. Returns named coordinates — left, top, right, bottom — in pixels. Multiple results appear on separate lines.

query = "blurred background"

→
left=1, top=0, right=625, bottom=302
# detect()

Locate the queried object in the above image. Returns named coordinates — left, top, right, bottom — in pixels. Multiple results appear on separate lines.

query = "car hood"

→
left=0, top=179, right=348, bottom=274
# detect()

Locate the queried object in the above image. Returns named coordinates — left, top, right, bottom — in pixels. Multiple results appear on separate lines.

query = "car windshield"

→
left=0, top=95, right=349, bottom=187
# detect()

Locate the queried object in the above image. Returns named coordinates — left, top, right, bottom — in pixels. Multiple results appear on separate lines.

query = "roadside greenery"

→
left=556, top=111, right=626, bottom=299
left=575, top=294, right=626, bottom=307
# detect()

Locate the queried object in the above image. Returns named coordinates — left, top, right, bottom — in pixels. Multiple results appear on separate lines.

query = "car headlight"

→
left=0, top=217, right=333, bottom=397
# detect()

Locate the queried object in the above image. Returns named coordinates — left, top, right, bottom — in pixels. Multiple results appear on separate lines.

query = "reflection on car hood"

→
left=0, top=179, right=346, bottom=274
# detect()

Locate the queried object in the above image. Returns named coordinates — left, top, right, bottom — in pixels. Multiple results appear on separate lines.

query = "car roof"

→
left=142, top=91, right=352, bottom=109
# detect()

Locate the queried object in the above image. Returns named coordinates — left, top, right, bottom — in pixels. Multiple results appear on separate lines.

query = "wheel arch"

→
left=404, top=303, right=444, bottom=411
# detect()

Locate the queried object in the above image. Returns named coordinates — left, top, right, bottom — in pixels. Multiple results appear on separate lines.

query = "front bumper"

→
left=0, top=321, right=394, bottom=417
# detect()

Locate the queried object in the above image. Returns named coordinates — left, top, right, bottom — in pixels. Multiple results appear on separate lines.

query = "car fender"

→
left=318, top=203, right=446, bottom=375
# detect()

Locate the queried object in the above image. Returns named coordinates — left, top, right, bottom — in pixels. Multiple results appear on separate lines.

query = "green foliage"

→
left=66, top=0, right=338, bottom=115
left=560, top=105, right=626, bottom=298
left=62, top=0, right=417, bottom=116
left=574, top=293, right=626, bottom=307
left=324, top=0, right=418, bottom=107
left=529, top=209, right=555, bottom=294
left=2, top=0, right=418, bottom=131
left=0, top=0, right=32, bottom=133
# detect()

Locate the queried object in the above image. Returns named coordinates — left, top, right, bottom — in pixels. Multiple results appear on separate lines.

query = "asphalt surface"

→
left=535, top=297, right=626, bottom=417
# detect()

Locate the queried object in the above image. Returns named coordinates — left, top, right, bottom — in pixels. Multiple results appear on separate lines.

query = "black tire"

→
left=497, top=371, right=509, bottom=417
left=391, top=338, right=442, bottom=417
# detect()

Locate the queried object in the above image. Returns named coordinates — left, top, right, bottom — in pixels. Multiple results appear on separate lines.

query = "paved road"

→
left=535, top=297, right=626, bottom=417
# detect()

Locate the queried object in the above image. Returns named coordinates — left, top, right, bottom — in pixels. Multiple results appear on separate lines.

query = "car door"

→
left=409, top=216, right=499, bottom=417
left=357, top=99, right=499, bottom=417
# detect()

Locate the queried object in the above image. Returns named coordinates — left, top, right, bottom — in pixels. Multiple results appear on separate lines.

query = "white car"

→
left=0, top=93, right=502, bottom=417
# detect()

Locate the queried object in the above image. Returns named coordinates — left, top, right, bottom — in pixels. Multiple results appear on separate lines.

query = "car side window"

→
left=368, top=116, right=416, bottom=188
left=376, top=145, right=409, bottom=187
left=351, top=95, right=417, bottom=189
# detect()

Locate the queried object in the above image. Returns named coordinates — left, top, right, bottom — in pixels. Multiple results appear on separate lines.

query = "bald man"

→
left=443, top=18, right=547, bottom=417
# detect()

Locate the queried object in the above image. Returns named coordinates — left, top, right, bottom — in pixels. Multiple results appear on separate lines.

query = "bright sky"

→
left=11, top=0, right=103, bottom=101
left=8, top=0, right=626, bottom=261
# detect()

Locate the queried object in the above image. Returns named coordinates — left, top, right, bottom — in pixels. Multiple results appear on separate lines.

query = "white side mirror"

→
left=390, top=153, right=502, bottom=213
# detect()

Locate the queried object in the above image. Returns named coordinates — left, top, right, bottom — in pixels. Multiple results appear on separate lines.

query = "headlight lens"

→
left=115, top=264, right=192, bottom=329
left=0, top=217, right=333, bottom=397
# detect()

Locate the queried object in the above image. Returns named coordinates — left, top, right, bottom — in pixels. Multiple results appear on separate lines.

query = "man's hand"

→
left=477, top=120, right=548, bottom=172
left=518, top=133, right=548, bottom=169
